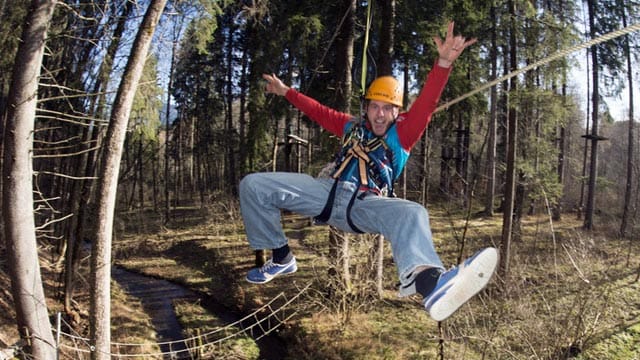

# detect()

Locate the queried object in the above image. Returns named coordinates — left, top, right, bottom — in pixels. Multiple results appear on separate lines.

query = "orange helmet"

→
left=365, top=76, right=403, bottom=107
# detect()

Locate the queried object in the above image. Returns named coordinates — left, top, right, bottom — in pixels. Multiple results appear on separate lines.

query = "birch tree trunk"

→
left=89, top=1, right=167, bottom=359
left=2, top=1, right=56, bottom=358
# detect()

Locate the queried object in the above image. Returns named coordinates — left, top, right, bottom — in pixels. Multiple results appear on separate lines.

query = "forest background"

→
left=1, top=0, right=640, bottom=359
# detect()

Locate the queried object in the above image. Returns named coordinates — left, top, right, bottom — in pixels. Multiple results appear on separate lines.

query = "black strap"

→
left=314, top=178, right=339, bottom=224
left=346, top=189, right=364, bottom=233
left=314, top=178, right=365, bottom=234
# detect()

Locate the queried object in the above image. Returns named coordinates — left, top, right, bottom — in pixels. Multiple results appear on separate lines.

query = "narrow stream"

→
left=111, top=266, right=286, bottom=359
left=111, top=267, right=194, bottom=357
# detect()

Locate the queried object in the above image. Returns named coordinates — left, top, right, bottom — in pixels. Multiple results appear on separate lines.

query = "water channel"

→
left=111, top=266, right=286, bottom=359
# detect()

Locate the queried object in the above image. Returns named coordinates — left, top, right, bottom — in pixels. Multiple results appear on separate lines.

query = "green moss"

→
left=576, top=322, right=640, bottom=360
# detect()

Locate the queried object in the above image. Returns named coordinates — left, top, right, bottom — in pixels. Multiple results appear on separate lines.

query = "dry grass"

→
left=2, top=199, right=638, bottom=360
left=110, top=203, right=640, bottom=359
left=112, top=201, right=640, bottom=359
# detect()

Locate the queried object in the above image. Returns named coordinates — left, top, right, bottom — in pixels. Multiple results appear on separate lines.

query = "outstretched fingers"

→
left=434, top=21, right=476, bottom=67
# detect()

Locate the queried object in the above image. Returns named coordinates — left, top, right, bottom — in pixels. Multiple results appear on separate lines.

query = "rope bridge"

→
left=54, top=282, right=311, bottom=359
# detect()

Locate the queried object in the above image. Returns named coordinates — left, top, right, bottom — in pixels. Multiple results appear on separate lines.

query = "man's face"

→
left=367, top=100, right=399, bottom=136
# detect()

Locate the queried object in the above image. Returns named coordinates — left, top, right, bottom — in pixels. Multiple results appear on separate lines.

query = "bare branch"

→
left=34, top=171, right=98, bottom=181
left=36, top=112, right=110, bottom=127
left=35, top=213, right=74, bottom=231
left=33, top=134, right=83, bottom=145
left=32, top=144, right=102, bottom=159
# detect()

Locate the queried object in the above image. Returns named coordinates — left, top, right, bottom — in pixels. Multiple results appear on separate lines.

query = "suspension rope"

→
left=360, top=0, right=373, bottom=97
left=435, top=22, right=640, bottom=113
left=54, top=282, right=312, bottom=358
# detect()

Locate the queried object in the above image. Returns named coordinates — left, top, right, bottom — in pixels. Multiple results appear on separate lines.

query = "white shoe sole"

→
left=427, top=247, right=499, bottom=321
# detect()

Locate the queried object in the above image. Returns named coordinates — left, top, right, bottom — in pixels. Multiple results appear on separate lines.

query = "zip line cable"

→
left=358, top=0, right=373, bottom=117
left=435, top=22, right=640, bottom=113
left=360, top=0, right=373, bottom=97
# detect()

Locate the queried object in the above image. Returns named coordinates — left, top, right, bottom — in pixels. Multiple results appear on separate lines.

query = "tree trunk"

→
left=333, top=0, right=355, bottom=112
left=552, top=0, right=568, bottom=221
left=2, top=1, right=57, bottom=358
left=584, top=0, right=599, bottom=230
left=376, top=0, right=394, bottom=76
left=89, top=1, right=167, bottom=359
left=328, top=0, right=356, bottom=296
left=375, top=0, right=395, bottom=297
left=164, top=16, right=179, bottom=224
left=484, top=3, right=498, bottom=216
left=63, top=0, right=132, bottom=312
left=500, top=0, right=518, bottom=284
left=225, top=21, right=238, bottom=195
left=137, top=131, right=144, bottom=207
left=619, top=2, right=634, bottom=238
left=238, top=23, right=251, bottom=175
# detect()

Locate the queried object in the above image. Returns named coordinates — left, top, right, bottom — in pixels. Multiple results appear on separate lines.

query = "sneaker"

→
left=246, top=257, right=297, bottom=284
left=423, top=247, right=499, bottom=321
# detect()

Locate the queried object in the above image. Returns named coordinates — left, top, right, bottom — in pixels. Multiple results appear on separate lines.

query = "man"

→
left=239, top=21, right=498, bottom=321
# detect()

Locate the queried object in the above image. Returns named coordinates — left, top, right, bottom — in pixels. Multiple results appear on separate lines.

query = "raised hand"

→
left=262, top=73, right=290, bottom=96
left=433, top=21, right=477, bottom=68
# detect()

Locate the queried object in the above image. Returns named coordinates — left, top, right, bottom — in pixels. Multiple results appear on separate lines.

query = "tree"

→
left=483, top=2, right=499, bottom=217
left=583, top=0, right=627, bottom=230
left=619, top=0, right=636, bottom=237
left=89, top=1, right=167, bottom=358
left=327, top=0, right=357, bottom=296
left=500, top=0, right=518, bottom=283
left=62, top=0, right=135, bottom=315
left=376, top=0, right=395, bottom=76
left=583, top=0, right=601, bottom=230
left=125, top=54, right=163, bottom=209
left=2, top=1, right=57, bottom=358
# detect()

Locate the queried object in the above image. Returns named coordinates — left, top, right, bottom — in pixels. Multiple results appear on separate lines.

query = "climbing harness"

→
left=314, top=121, right=395, bottom=233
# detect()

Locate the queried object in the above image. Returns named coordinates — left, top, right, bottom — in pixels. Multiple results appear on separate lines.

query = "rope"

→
left=360, top=0, right=372, bottom=97
left=303, top=4, right=352, bottom=94
left=54, top=282, right=312, bottom=358
left=435, top=22, right=640, bottom=113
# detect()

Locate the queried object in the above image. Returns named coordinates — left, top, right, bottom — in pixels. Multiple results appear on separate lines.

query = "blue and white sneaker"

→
left=246, top=257, right=297, bottom=284
left=423, top=247, right=499, bottom=321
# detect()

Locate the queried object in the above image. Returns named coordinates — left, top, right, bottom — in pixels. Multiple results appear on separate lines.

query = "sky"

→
left=569, top=60, right=639, bottom=123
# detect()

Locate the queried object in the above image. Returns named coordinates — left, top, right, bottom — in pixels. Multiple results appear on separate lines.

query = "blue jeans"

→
left=239, top=172, right=445, bottom=286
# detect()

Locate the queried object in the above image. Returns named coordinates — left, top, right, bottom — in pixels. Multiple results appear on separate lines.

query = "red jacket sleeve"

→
left=396, top=63, right=452, bottom=150
left=285, top=89, right=352, bottom=137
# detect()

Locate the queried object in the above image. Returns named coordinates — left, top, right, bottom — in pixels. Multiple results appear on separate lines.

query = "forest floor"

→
left=1, top=198, right=640, bottom=359
left=114, top=199, right=640, bottom=359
